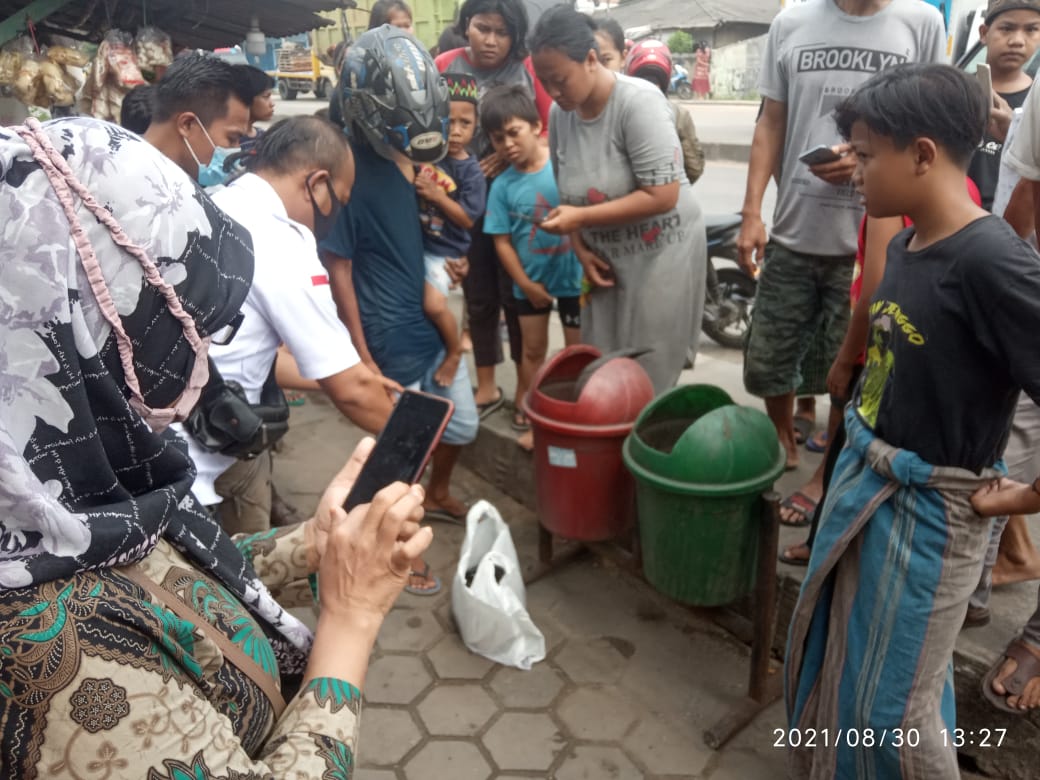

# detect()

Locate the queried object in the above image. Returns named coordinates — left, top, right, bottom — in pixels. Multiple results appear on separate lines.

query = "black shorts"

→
left=515, top=295, right=581, bottom=328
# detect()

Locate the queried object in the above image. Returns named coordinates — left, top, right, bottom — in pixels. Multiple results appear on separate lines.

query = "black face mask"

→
left=307, top=175, right=342, bottom=242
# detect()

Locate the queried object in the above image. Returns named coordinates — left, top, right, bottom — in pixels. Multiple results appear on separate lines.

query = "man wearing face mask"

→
left=143, top=53, right=251, bottom=186
left=180, top=116, right=396, bottom=535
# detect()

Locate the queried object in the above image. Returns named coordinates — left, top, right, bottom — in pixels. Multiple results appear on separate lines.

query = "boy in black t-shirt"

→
left=967, top=0, right=1040, bottom=210
left=786, top=63, right=1040, bottom=777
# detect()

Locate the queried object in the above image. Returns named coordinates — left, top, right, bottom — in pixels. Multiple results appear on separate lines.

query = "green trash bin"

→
left=622, top=385, right=785, bottom=606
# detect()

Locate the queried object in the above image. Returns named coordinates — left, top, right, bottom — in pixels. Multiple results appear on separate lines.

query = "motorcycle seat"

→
left=704, top=214, right=743, bottom=234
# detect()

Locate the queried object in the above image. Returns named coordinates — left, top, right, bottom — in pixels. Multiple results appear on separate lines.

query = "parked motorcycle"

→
left=671, top=62, right=694, bottom=100
left=701, top=214, right=755, bottom=350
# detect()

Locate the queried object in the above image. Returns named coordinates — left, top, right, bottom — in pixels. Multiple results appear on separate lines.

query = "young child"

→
left=624, top=40, right=704, bottom=185
left=415, top=72, right=486, bottom=386
left=481, top=84, right=582, bottom=449
left=786, top=63, right=1040, bottom=778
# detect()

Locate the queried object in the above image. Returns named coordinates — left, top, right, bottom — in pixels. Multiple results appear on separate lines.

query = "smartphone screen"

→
left=799, top=144, right=842, bottom=166
left=344, top=390, right=454, bottom=511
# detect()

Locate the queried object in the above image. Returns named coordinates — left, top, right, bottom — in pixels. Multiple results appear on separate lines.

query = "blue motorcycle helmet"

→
left=334, top=25, right=449, bottom=164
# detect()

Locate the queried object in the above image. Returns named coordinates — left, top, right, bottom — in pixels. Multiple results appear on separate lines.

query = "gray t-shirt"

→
left=760, top=0, right=945, bottom=256
left=550, top=75, right=706, bottom=392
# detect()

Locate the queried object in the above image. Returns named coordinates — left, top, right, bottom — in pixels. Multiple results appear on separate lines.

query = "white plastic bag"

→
left=451, top=501, right=545, bottom=670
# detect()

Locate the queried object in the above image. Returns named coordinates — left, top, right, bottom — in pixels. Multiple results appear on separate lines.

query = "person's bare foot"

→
left=780, top=542, right=811, bottom=565
left=993, top=557, right=1040, bottom=587
left=517, top=429, right=533, bottom=451
left=993, top=515, right=1040, bottom=586
left=780, top=481, right=823, bottom=525
left=406, top=560, right=442, bottom=595
left=433, top=351, right=462, bottom=388
left=424, top=492, right=468, bottom=520
left=991, top=640, right=1040, bottom=710
left=474, top=386, right=501, bottom=406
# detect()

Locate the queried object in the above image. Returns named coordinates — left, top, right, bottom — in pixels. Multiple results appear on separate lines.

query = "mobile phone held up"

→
left=798, top=144, right=842, bottom=166
left=976, top=63, right=993, bottom=109
left=343, top=390, right=454, bottom=511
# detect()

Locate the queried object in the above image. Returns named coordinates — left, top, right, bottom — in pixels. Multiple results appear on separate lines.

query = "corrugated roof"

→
left=595, top=0, right=778, bottom=31
left=1, top=0, right=350, bottom=49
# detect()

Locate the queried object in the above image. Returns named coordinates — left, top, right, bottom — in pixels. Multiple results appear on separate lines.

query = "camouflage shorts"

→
left=743, top=242, right=854, bottom=398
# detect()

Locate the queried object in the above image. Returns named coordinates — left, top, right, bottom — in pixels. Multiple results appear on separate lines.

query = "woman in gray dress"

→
left=532, top=6, right=706, bottom=393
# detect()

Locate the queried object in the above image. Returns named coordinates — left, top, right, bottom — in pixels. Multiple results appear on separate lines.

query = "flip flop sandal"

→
left=475, top=386, right=505, bottom=420
left=793, top=415, right=814, bottom=445
left=286, top=391, right=306, bottom=407
left=779, top=544, right=811, bottom=566
left=424, top=505, right=468, bottom=525
left=806, top=431, right=829, bottom=453
left=511, top=411, right=530, bottom=432
left=404, top=563, right=443, bottom=596
left=983, top=638, right=1040, bottom=715
left=779, top=491, right=817, bottom=528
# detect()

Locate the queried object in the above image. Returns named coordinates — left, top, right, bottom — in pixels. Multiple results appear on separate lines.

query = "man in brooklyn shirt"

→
left=735, top=0, right=945, bottom=477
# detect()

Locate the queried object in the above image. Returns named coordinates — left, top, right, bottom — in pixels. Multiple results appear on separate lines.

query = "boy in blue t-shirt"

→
left=482, top=85, right=582, bottom=449
left=416, top=73, right=487, bottom=387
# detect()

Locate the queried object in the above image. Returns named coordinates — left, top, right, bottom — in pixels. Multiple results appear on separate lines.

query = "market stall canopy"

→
left=595, top=0, right=777, bottom=33
left=1, top=0, right=353, bottom=49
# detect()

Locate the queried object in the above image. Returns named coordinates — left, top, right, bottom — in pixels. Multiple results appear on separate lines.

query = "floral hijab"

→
left=0, top=117, right=311, bottom=669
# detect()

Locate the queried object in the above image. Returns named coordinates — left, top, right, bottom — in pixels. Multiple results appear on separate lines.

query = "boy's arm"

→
left=826, top=216, right=904, bottom=399
left=492, top=233, right=551, bottom=308
left=419, top=182, right=477, bottom=230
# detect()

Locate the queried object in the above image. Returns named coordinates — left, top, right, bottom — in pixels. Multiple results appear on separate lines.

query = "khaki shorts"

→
left=212, top=452, right=273, bottom=536
left=743, top=242, right=854, bottom=398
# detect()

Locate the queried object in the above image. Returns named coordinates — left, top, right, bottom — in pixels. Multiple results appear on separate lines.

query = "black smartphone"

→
left=798, top=144, right=842, bottom=166
left=343, top=390, right=454, bottom=511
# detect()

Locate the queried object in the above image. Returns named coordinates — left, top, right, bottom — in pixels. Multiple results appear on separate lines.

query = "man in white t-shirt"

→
left=182, top=116, right=394, bottom=535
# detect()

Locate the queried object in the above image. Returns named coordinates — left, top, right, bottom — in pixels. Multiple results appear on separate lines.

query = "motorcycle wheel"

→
left=677, top=82, right=694, bottom=100
left=702, top=266, right=755, bottom=350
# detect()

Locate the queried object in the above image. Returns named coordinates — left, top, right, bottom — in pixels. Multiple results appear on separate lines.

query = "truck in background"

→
left=269, top=43, right=337, bottom=100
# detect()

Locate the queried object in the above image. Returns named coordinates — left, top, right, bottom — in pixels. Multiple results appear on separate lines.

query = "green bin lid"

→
left=623, top=385, right=785, bottom=496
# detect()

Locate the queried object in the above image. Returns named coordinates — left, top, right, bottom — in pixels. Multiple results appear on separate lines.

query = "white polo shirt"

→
left=183, top=173, right=360, bottom=505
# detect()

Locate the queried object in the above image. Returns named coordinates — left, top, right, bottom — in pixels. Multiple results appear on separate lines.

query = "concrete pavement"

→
left=275, top=391, right=788, bottom=780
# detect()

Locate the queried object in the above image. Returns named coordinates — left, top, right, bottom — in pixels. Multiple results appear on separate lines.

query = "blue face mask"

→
left=182, top=119, right=235, bottom=188
left=198, top=146, right=234, bottom=188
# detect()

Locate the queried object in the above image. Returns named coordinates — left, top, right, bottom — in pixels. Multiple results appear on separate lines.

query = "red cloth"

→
left=433, top=47, right=553, bottom=133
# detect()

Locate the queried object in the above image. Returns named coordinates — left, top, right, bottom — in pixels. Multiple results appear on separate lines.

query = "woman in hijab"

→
left=0, top=116, right=431, bottom=778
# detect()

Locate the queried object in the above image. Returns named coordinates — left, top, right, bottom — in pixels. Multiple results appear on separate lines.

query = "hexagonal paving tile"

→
left=416, top=684, right=499, bottom=736
left=623, top=716, right=712, bottom=776
left=357, top=707, right=423, bottom=765
left=556, top=688, right=636, bottom=741
left=488, top=663, right=565, bottom=708
left=427, top=633, right=496, bottom=680
left=377, top=607, right=445, bottom=653
left=553, top=636, right=630, bottom=685
left=403, top=740, right=492, bottom=780
left=365, top=655, right=433, bottom=705
left=354, top=769, right=398, bottom=780
left=554, top=745, right=643, bottom=780
left=482, top=712, right=565, bottom=772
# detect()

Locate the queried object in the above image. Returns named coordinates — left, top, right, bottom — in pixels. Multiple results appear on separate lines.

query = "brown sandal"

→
left=983, top=638, right=1040, bottom=714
